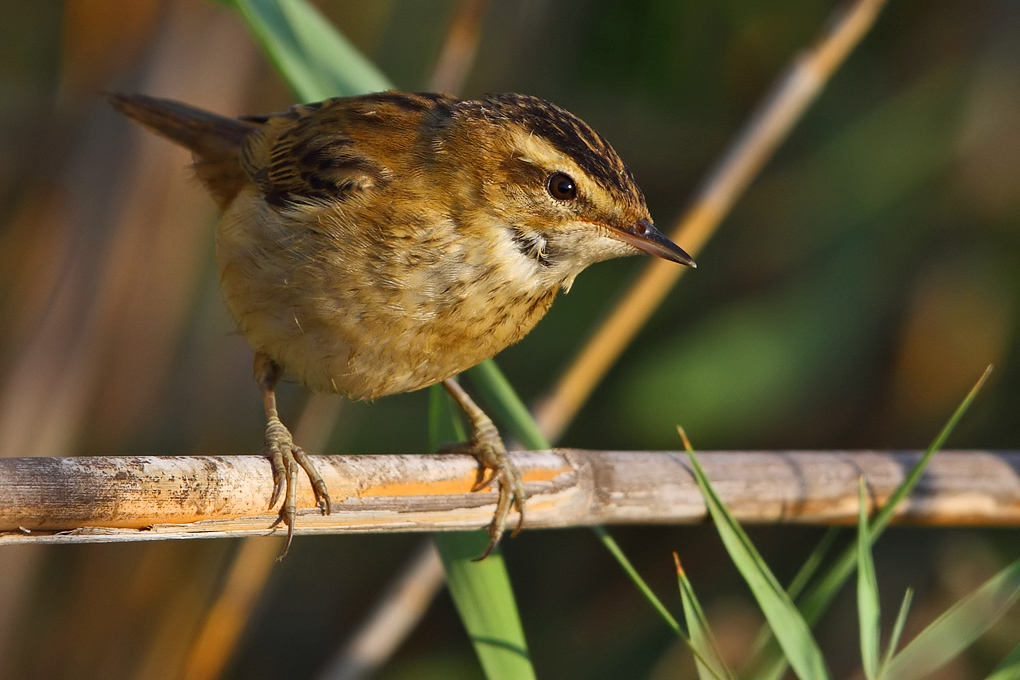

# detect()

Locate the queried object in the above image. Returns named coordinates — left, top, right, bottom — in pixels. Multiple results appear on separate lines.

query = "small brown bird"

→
left=110, top=90, right=694, bottom=558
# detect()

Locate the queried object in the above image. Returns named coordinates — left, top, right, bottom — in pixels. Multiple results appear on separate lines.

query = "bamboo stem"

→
left=533, top=0, right=890, bottom=442
left=3, top=449, right=1018, bottom=544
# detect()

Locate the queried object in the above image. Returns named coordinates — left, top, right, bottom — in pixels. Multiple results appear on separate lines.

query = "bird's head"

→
left=434, top=93, right=695, bottom=291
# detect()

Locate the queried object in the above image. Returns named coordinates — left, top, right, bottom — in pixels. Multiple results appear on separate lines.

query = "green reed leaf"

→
left=685, top=438, right=830, bottom=680
left=429, top=386, right=536, bottom=680
left=883, top=559, right=1020, bottom=680
left=227, top=3, right=533, bottom=676
left=748, top=366, right=991, bottom=680
left=675, top=553, right=734, bottom=680
left=858, top=479, right=880, bottom=679
left=985, top=639, right=1020, bottom=680
left=230, top=0, right=389, bottom=102
left=878, top=588, right=912, bottom=679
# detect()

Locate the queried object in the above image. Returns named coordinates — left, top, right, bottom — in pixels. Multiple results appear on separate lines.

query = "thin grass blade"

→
left=429, top=386, right=536, bottom=680
left=803, top=367, right=992, bottom=620
left=682, top=430, right=830, bottom=680
left=883, top=558, right=1020, bottom=680
left=858, top=478, right=881, bottom=679
left=597, top=525, right=731, bottom=677
left=747, top=366, right=991, bottom=680
left=594, top=526, right=682, bottom=638
left=787, top=528, right=841, bottom=602
left=675, top=553, right=734, bottom=680
left=878, top=588, right=912, bottom=679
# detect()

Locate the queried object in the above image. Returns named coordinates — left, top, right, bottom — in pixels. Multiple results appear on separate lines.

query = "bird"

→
left=109, top=90, right=695, bottom=558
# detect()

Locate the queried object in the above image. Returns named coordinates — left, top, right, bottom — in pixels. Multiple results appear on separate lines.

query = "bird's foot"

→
left=443, top=426, right=526, bottom=561
left=263, top=415, right=331, bottom=559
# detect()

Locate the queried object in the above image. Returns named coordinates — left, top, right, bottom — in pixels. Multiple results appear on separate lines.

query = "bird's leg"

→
left=254, top=352, right=331, bottom=558
left=441, top=378, right=526, bottom=560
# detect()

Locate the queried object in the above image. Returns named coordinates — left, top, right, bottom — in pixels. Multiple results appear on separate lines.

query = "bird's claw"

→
left=262, top=416, right=331, bottom=559
left=473, top=462, right=526, bottom=561
left=444, top=429, right=526, bottom=560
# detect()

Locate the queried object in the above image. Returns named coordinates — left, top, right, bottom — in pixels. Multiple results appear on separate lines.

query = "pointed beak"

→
left=611, top=218, right=697, bottom=268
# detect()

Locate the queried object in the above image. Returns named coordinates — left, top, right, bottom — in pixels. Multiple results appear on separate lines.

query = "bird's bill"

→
left=612, top=219, right=697, bottom=267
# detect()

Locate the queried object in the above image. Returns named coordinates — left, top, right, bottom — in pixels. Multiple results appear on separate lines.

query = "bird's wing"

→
left=238, top=98, right=393, bottom=208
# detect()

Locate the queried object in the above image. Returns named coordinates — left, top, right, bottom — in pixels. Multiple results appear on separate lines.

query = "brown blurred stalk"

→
left=5, top=450, right=1020, bottom=541
left=533, top=0, right=889, bottom=442
left=185, top=6, right=495, bottom=678
left=315, top=540, right=446, bottom=680
left=315, top=2, right=884, bottom=676
left=182, top=392, right=341, bottom=680
left=0, top=1, right=260, bottom=677
left=426, top=0, right=487, bottom=94
left=179, top=537, right=281, bottom=680
left=312, top=6, right=494, bottom=679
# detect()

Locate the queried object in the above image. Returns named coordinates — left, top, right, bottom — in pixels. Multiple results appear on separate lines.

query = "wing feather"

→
left=239, top=100, right=390, bottom=207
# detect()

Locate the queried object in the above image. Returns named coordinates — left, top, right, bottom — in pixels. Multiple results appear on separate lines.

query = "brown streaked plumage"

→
left=109, top=90, right=695, bottom=558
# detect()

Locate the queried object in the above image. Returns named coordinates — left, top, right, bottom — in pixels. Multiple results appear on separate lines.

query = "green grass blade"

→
left=857, top=479, right=881, bottom=680
left=593, top=528, right=731, bottom=678
left=433, top=532, right=535, bottom=680
left=226, top=0, right=684, bottom=646
left=468, top=360, right=549, bottom=450
left=786, top=527, right=841, bottom=602
left=593, top=523, right=737, bottom=677
left=429, top=386, right=536, bottom=680
left=986, top=639, right=1020, bottom=680
left=883, top=558, right=1020, bottom=680
left=230, top=0, right=390, bottom=102
left=675, top=553, right=734, bottom=680
left=797, top=367, right=992, bottom=624
left=684, top=437, right=830, bottom=680
left=467, top=358, right=693, bottom=640
left=802, top=367, right=992, bottom=619
left=592, top=526, right=682, bottom=637
left=878, top=588, right=912, bottom=679
left=227, top=3, right=534, bottom=675
left=742, top=528, right=841, bottom=678
left=748, top=366, right=991, bottom=680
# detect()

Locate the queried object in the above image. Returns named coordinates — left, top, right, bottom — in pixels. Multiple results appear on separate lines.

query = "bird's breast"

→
left=215, top=193, right=559, bottom=400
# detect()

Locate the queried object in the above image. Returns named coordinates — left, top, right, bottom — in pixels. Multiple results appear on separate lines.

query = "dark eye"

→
left=547, top=172, right=577, bottom=201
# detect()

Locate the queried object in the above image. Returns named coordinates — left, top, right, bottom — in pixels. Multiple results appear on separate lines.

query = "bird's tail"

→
left=108, top=93, right=257, bottom=208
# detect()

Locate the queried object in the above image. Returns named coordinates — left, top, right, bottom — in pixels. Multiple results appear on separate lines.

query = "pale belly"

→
left=215, top=190, right=558, bottom=400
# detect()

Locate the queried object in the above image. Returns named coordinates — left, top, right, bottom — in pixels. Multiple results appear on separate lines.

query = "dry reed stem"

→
left=180, top=537, right=280, bottom=680
left=3, top=450, right=1019, bottom=543
left=315, top=540, right=446, bottom=680
left=182, top=392, right=343, bottom=680
left=0, top=3, right=255, bottom=676
left=427, top=0, right=488, bottom=94
left=310, top=9, right=493, bottom=678
left=310, top=3, right=890, bottom=673
left=186, top=3, right=494, bottom=673
left=533, top=0, right=890, bottom=442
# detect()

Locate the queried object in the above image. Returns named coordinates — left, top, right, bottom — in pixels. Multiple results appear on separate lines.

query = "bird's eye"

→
left=547, top=172, right=577, bottom=201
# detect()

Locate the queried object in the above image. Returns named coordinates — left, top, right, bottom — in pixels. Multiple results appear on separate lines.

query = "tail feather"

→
left=108, top=93, right=258, bottom=208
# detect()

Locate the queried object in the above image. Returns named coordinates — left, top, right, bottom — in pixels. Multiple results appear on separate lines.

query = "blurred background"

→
left=1, top=0, right=1019, bottom=678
